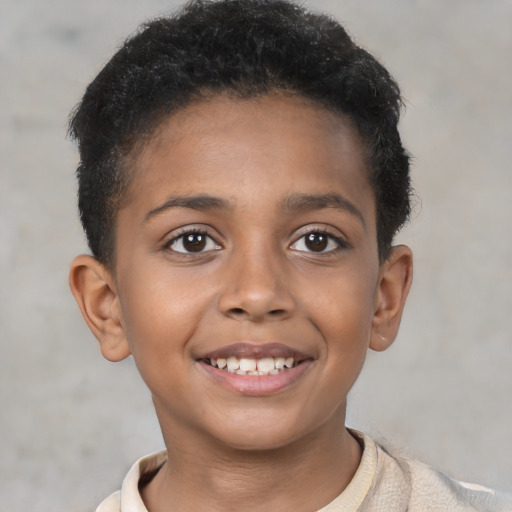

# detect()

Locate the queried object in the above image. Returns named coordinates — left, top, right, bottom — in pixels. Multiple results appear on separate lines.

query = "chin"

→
left=217, top=432, right=299, bottom=452
left=207, top=416, right=315, bottom=453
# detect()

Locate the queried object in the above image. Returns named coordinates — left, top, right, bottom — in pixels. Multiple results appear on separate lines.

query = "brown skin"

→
left=70, top=94, right=412, bottom=512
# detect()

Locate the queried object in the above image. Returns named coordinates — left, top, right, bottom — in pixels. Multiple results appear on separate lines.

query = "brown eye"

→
left=290, top=230, right=344, bottom=254
left=305, top=233, right=328, bottom=252
left=168, top=231, right=220, bottom=254
left=183, top=233, right=207, bottom=252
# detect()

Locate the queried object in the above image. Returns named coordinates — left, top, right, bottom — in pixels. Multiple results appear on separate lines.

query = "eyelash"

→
left=163, top=228, right=221, bottom=255
left=162, top=227, right=349, bottom=256
left=290, top=229, right=349, bottom=254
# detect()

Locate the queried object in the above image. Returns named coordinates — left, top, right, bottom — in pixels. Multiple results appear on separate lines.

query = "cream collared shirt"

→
left=96, top=432, right=512, bottom=511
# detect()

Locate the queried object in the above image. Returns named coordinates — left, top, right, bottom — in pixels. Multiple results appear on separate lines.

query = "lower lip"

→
left=198, top=360, right=313, bottom=396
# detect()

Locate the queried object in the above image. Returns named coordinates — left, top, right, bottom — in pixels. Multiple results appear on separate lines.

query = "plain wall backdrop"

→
left=1, top=0, right=511, bottom=510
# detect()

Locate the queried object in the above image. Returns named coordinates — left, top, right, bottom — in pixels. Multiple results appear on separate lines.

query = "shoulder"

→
left=96, top=491, right=120, bottom=512
left=371, top=440, right=512, bottom=512
left=95, top=450, right=167, bottom=512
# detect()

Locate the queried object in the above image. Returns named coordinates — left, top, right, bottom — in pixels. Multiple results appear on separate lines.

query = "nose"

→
left=218, top=244, right=296, bottom=322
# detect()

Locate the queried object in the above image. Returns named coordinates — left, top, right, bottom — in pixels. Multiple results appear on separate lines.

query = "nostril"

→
left=226, top=307, right=286, bottom=319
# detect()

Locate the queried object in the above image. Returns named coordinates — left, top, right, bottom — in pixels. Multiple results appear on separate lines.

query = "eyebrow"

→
left=144, top=195, right=233, bottom=223
left=283, top=193, right=365, bottom=227
left=143, top=192, right=365, bottom=227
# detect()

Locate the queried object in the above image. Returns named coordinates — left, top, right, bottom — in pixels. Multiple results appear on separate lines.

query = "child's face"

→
left=84, top=94, right=409, bottom=450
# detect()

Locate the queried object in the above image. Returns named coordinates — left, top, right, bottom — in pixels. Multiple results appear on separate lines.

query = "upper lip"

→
left=198, top=342, right=311, bottom=361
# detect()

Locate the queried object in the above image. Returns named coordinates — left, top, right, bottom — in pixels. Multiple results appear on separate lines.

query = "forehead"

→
left=122, top=93, right=374, bottom=222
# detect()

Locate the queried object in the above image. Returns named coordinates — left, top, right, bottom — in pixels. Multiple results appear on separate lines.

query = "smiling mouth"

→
left=198, top=344, right=313, bottom=394
left=204, top=356, right=298, bottom=376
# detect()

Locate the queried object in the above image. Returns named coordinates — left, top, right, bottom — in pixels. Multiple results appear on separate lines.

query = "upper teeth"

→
left=209, top=356, right=295, bottom=375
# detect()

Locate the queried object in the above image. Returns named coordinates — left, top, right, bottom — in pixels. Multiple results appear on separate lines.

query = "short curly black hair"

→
left=69, top=0, right=411, bottom=267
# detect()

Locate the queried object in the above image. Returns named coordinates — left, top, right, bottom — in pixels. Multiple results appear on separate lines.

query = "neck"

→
left=142, top=410, right=362, bottom=512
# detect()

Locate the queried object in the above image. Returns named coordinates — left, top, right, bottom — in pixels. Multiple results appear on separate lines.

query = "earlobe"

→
left=370, top=245, right=413, bottom=352
left=69, top=255, right=131, bottom=362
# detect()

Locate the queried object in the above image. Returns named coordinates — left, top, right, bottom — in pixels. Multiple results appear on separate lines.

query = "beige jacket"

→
left=96, top=432, right=511, bottom=511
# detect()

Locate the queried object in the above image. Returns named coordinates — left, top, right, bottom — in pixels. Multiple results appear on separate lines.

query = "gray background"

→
left=1, top=0, right=511, bottom=510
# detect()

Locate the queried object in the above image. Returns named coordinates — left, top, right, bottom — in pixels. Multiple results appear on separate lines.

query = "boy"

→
left=68, top=0, right=511, bottom=510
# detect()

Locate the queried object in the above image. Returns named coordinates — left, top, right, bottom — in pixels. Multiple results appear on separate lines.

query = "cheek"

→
left=305, top=270, right=376, bottom=332
left=302, top=267, right=377, bottom=378
left=118, top=264, right=213, bottom=361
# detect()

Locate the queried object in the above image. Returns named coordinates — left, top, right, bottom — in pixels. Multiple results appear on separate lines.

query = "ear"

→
left=370, top=245, right=413, bottom=352
left=69, top=255, right=131, bottom=362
